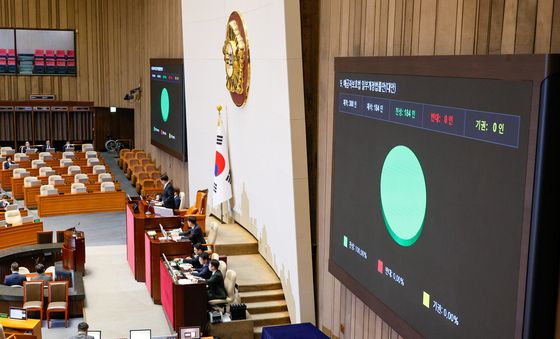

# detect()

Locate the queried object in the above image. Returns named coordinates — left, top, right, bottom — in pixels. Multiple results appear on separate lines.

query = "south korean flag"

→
left=212, top=115, right=232, bottom=206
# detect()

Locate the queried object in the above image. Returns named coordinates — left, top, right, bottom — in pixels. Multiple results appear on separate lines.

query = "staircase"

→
left=213, top=219, right=291, bottom=338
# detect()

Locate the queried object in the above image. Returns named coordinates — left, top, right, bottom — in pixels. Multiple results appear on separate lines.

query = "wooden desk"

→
left=0, top=317, right=42, bottom=339
left=144, top=232, right=192, bottom=304
left=36, top=191, right=125, bottom=217
left=0, top=221, right=43, bottom=250
left=0, top=209, right=28, bottom=220
left=126, top=202, right=181, bottom=282
left=160, top=259, right=208, bottom=334
left=24, top=181, right=120, bottom=209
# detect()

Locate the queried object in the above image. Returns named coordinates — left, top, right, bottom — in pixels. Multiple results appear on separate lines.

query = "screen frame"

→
left=329, top=54, right=560, bottom=339
left=129, top=329, right=151, bottom=339
left=0, top=27, right=77, bottom=77
left=149, top=58, right=187, bottom=161
left=179, top=326, right=201, bottom=339
left=9, top=307, right=27, bottom=320
left=87, top=330, right=101, bottom=339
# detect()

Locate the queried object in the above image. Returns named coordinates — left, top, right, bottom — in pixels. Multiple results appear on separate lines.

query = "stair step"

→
left=239, top=289, right=284, bottom=303
left=253, top=323, right=291, bottom=339
left=245, top=300, right=287, bottom=314
left=251, top=311, right=290, bottom=327
left=238, top=282, right=282, bottom=292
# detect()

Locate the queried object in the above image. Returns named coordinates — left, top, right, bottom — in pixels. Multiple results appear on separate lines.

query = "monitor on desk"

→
left=8, top=163, right=19, bottom=169
left=180, top=327, right=201, bottom=339
left=88, top=330, right=101, bottom=339
left=21, top=216, right=35, bottom=224
left=0, top=220, right=7, bottom=227
left=153, top=206, right=174, bottom=217
left=9, top=307, right=27, bottom=320
left=130, top=329, right=151, bottom=339
left=25, top=148, right=37, bottom=154
left=46, top=147, right=55, bottom=153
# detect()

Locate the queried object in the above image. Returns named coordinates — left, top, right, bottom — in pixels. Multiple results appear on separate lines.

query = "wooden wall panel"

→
left=315, top=0, right=560, bottom=338
left=0, top=0, right=188, bottom=199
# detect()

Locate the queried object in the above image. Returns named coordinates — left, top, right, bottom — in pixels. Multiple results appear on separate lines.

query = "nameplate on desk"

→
left=30, top=94, right=56, bottom=100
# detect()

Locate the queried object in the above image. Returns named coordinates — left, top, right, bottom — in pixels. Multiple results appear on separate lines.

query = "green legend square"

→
left=343, top=236, right=348, bottom=248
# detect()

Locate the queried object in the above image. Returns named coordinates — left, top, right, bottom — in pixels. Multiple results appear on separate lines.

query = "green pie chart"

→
left=380, top=145, right=426, bottom=247
left=161, top=88, right=170, bottom=122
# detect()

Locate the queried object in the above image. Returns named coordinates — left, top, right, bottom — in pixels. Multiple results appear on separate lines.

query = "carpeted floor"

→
left=81, top=245, right=173, bottom=339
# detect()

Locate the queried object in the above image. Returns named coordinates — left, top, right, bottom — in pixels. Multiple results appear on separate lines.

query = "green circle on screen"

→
left=380, top=145, right=426, bottom=247
left=161, top=88, right=170, bottom=122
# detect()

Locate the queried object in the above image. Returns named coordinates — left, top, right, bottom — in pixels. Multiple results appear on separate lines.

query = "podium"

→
left=62, top=229, right=85, bottom=274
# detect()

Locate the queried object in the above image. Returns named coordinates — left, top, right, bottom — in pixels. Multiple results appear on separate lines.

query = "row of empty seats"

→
left=5, top=150, right=98, bottom=162
left=119, top=149, right=165, bottom=195
left=13, top=165, right=106, bottom=179
left=23, top=173, right=113, bottom=187
left=9, top=158, right=103, bottom=170
left=38, top=181, right=116, bottom=196
left=0, top=143, right=94, bottom=156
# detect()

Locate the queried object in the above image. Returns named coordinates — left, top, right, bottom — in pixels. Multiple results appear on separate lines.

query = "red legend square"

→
left=377, top=259, right=383, bottom=274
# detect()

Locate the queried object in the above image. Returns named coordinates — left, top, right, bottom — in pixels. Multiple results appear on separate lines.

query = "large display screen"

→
left=329, top=56, right=560, bottom=339
left=150, top=59, right=187, bottom=161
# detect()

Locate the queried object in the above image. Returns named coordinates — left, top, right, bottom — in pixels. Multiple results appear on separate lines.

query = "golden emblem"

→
left=222, top=11, right=250, bottom=107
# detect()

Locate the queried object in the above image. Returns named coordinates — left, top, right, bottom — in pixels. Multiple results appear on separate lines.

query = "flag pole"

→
left=217, top=105, right=224, bottom=223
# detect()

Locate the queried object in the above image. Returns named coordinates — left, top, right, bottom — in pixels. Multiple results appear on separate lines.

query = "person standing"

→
left=159, top=174, right=175, bottom=209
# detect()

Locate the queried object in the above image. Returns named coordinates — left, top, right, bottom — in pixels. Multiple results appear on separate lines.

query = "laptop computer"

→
left=129, top=329, right=151, bottom=339
left=9, top=307, right=27, bottom=320
left=88, top=330, right=102, bottom=339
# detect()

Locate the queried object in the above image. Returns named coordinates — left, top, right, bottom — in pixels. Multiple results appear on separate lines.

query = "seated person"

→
left=2, top=156, right=15, bottom=170
left=174, top=188, right=181, bottom=209
left=31, top=263, right=52, bottom=283
left=44, top=139, right=54, bottom=151
left=180, top=216, right=206, bottom=250
left=3, top=262, right=27, bottom=286
left=184, top=243, right=204, bottom=269
left=21, top=141, right=32, bottom=153
left=191, top=252, right=211, bottom=279
left=206, top=259, right=227, bottom=300
left=1, top=195, right=10, bottom=209
left=68, top=321, right=95, bottom=339
left=64, top=141, right=73, bottom=151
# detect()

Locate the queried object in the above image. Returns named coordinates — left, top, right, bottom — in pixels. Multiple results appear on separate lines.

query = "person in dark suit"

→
left=68, top=322, right=95, bottom=339
left=159, top=175, right=175, bottom=209
left=2, top=156, right=15, bottom=170
left=3, top=262, right=27, bottom=286
left=181, top=216, right=206, bottom=250
left=184, top=243, right=204, bottom=269
left=44, top=139, right=54, bottom=151
left=206, top=259, right=227, bottom=300
left=21, top=141, right=32, bottom=153
left=1, top=195, right=10, bottom=209
left=31, top=264, right=51, bottom=283
left=174, top=188, right=181, bottom=209
left=191, top=252, right=211, bottom=279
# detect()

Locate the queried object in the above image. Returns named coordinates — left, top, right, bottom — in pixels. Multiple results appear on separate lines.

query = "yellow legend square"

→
left=423, top=291, right=430, bottom=308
